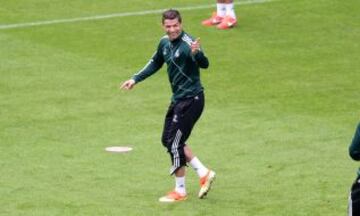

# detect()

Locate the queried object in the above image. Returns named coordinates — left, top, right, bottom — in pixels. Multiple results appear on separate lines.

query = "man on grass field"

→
left=120, top=9, right=215, bottom=202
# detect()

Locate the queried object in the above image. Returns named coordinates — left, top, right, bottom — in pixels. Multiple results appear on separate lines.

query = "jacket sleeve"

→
left=193, top=50, right=209, bottom=69
left=349, top=123, right=360, bottom=160
left=132, top=45, right=164, bottom=83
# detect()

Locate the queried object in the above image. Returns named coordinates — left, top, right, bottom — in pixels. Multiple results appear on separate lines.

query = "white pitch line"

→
left=0, top=0, right=272, bottom=30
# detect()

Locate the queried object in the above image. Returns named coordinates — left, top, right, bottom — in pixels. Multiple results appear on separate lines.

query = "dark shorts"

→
left=349, top=176, right=360, bottom=215
left=161, top=92, right=204, bottom=175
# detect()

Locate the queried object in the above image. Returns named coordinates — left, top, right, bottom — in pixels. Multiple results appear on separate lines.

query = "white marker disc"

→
left=105, top=146, right=133, bottom=153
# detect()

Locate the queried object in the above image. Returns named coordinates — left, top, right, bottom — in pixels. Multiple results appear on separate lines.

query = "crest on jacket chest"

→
left=174, top=49, right=180, bottom=58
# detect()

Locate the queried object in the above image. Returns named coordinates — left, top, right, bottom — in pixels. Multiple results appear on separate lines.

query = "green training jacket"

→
left=132, top=31, right=209, bottom=102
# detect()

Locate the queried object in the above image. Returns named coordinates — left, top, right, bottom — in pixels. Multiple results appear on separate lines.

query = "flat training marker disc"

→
left=105, top=146, right=133, bottom=153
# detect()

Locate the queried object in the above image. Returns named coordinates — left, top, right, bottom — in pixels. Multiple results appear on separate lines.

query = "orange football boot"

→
left=202, top=12, right=224, bottom=26
left=198, top=170, right=216, bottom=198
left=159, top=190, right=187, bottom=203
left=217, top=16, right=237, bottom=30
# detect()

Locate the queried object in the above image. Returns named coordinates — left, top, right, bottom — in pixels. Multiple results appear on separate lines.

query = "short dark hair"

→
left=162, top=9, right=182, bottom=24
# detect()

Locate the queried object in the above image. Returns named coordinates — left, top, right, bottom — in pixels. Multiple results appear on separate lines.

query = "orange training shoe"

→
left=217, top=16, right=237, bottom=30
left=198, top=170, right=216, bottom=198
left=202, top=12, right=224, bottom=26
left=159, top=191, right=187, bottom=203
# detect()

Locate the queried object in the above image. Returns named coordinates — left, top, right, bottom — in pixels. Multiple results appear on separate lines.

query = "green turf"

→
left=1, top=0, right=360, bottom=215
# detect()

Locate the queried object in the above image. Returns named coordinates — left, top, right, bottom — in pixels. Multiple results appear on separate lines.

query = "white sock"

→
left=225, top=3, right=236, bottom=19
left=189, top=157, right=208, bottom=178
left=217, top=3, right=227, bottom=17
left=175, top=176, right=186, bottom=195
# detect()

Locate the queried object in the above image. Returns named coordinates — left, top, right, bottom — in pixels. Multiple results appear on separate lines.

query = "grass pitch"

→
left=1, top=0, right=360, bottom=215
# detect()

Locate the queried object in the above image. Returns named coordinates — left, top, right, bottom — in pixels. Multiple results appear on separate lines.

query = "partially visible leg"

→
left=224, top=0, right=236, bottom=19
left=185, top=145, right=208, bottom=178
left=161, top=103, right=187, bottom=175
left=186, top=144, right=216, bottom=199
left=174, top=167, right=186, bottom=195
left=159, top=104, right=188, bottom=203
left=158, top=152, right=187, bottom=203
left=178, top=93, right=216, bottom=199
left=217, top=0, right=237, bottom=30
left=184, top=142, right=216, bottom=199
left=216, top=0, right=227, bottom=17
left=201, top=0, right=226, bottom=26
left=184, top=145, right=194, bottom=162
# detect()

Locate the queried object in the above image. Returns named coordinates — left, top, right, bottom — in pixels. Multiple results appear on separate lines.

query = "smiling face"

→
left=162, top=18, right=182, bottom=41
